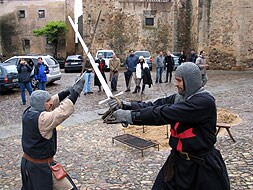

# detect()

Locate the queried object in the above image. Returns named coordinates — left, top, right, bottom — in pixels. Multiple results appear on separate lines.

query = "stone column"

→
left=236, top=1, right=253, bottom=67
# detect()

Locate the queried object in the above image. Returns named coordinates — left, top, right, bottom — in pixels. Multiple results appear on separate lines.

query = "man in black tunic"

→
left=106, top=62, right=230, bottom=190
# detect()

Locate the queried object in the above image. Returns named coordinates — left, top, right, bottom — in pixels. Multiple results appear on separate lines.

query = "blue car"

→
left=0, top=63, right=19, bottom=93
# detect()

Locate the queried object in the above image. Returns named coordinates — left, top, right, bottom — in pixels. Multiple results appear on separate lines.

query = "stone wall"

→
left=80, top=0, right=253, bottom=68
left=196, top=0, right=253, bottom=68
left=81, top=0, right=174, bottom=60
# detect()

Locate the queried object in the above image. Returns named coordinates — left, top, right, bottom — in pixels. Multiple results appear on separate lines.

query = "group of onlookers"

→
left=80, top=49, right=209, bottom=96
left=18, top=49, right=208, bottom=104
left=154, top=49, right=208, bottom=87
left=17, top=57, right=49, bottom=105
left=80, top=53, right=121, bottom=95
left=81, top=50, right=152, bottom=95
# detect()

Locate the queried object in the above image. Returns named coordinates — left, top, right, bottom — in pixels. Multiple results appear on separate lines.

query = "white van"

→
left=95, top=50, right=115, bottom=71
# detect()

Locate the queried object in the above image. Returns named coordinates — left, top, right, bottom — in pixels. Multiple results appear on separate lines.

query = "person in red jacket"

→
left=94, top=53, right=107, bottom=92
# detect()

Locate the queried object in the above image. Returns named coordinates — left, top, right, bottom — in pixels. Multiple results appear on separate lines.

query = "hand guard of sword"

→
left=102, top=96, right=122, bottom=122
left=102, top=97, right=131, bottom=127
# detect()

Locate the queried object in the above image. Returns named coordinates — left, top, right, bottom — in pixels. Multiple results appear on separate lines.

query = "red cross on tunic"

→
left=170, top=122, right=196, bottom=152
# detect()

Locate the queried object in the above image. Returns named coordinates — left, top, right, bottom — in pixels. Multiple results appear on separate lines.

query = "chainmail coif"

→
left=175, top=62, right=202, bottom=100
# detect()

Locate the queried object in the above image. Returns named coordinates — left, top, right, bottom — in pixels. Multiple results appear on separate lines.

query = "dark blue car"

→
left=0, top=63, right=19, bottom=93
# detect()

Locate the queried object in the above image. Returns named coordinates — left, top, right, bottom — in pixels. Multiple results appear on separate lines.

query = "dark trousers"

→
left=38, top=82, right=46, bottom=90
left=165, top=69, right=173, bottom=83
left=21, top=157, right=53, bottom=190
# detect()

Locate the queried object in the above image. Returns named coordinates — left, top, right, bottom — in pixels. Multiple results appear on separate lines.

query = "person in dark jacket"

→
left=17, top=58, right=33, bottom=105
left=189, top=50, right=198, bottom=63
left=34, top=57, right=49, bottom=90
left=94, top=53, right=107, bottom=92
left=124, top=50, right=139, bottom=92
left=164, top=51, right=175, bottom=83
left=106, top=62, right=230, bottom=190
left=21, top=77, right=85, bottom=190
left=178, top=51, right=187, bottom=65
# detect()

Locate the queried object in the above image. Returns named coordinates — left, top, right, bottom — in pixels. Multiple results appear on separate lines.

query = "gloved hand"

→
left=72, top=76, right=85, bottom=95
left=107, top=97, right=123, bottom=109
left=107, top=97, right=131, bottom=110
left=105, top=109, right=133, bottom=125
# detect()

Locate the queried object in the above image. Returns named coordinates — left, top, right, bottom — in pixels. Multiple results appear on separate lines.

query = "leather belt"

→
left=178, top=151, right=205, bottom=165
left=23, top=153, right=54, bottom=164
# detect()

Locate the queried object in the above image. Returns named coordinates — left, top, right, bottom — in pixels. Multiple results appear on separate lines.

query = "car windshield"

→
left=44, top=57, right=57, bottom=66
left=4, top=58, right=18, bottom=65
left=4, top=65, right=18, bottom=74
left=98, top=52, right=113, bottom=59
left=134, top=52, right=150, bottom=58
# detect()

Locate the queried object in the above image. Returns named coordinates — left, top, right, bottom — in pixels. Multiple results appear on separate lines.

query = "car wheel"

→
left=30, top=76, right=37, bottom=88
left=64, top=69, right=68, bottom=73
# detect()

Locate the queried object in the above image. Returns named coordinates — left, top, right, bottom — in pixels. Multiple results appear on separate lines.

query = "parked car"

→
left=64, top=55, right=83, bottom=73
left=134, top=51, right=153, bottom=71
left=171, top=54, right=179, bottom=70
left=3, top=55, right=61, bottom=88
left=55, top=57, right=66, bottom=69
left=95, top=50, right=115, bottom=71
left=0, top=63, right=19, bottom=93
left=171, top=52, right=181, bottom=57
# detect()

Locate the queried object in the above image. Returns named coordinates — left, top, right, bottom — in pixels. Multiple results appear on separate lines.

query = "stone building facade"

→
left=0, top=0, right=252, bottom=68
left=0, top=0, right=65, bottom=60
left=78, top=0, right=253, bottom=68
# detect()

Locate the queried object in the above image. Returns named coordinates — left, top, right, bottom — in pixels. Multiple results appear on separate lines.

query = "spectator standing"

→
left=21, top=77, right=85, bottom=190
left=81, top=58, right=93, bottom=95
left=195, top=50, right=209, bottom=86
left=164, top=51, right=175, bottom=83
left=17, top=58, right=33, bottom=105
left=94, top=53, right=107, bottom=92
left=155, top=51, right=164, bottom=83
left=34, top=57, right=49, bottom=90
left=189, top=50, right=198, bottom=63
left=124, top=50, right=138, bottom=92
left=178, top=51, right=187, bottom=65
left=109, top=53, right=120, bottom=92
left=133, top=56, right=151, bottom=94
left=106, top=62, right=230, bottom=190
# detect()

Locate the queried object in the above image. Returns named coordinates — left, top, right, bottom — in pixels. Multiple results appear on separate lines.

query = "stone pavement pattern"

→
left=0, top=70, right=252, bottom=189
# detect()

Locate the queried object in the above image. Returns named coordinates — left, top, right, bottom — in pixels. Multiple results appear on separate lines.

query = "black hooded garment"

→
left=130, top=92, right=230, bottom=190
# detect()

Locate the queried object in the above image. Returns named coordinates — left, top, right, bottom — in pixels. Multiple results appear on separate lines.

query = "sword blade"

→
left=68, top=16, right=113, bottom=98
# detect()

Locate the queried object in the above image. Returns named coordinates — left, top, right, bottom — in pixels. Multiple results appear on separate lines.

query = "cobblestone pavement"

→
left=0, top=69, right=252, bottom=189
